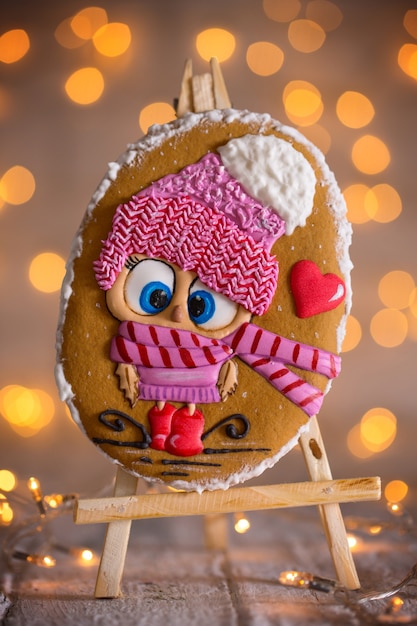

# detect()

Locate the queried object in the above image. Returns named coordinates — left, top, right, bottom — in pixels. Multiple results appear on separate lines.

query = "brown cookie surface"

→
left=56, top=109, right=352, bottom=492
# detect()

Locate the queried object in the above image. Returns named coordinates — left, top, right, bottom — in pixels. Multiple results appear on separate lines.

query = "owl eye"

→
left=188, top=280, right=239, bottom=330
left=125, top=259, right=175, bottom=315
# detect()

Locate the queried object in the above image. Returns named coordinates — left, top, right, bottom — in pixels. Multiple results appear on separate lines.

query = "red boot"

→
left=165, top=407, right=204, bottom=457
left=148, top=403, right=176, bottom=451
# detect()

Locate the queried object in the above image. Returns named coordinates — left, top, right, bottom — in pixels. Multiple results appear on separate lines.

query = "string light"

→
left=278, top=570, right=338, bottom=593
left=234, top=512, right=251, bottom=534
left=27, top=476, right=46, bottom=517
left=12, top=550, right=56, bottom=568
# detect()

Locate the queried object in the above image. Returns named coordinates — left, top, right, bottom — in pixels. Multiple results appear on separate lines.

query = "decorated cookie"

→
left=56, top=109, right=352, bottom=492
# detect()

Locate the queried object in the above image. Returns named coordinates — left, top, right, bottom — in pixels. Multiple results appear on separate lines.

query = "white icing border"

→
left=55, top=108, right=353, bottom=491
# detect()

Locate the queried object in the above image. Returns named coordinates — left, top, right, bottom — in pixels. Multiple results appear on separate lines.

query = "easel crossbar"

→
left=75, top=476, right=381, bottom=525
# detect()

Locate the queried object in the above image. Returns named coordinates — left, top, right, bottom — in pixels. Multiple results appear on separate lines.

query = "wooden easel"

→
left=74, top=59, right=381, bottom=598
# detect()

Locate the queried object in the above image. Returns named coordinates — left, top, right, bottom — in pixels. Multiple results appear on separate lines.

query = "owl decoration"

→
left=56, top=109, right=351, bottom=491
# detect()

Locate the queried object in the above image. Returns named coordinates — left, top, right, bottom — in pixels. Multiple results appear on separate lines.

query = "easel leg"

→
left=299, top=416, right=361, bottom=590
left=94, top=467, right=139, bottom=598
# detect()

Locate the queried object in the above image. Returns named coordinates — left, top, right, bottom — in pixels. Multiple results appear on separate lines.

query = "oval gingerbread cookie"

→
left=56, top=109, right=352, bottom=492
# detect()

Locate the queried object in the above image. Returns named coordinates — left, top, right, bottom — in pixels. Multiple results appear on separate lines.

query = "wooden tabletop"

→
left=1, top=507, right=416, bottom=625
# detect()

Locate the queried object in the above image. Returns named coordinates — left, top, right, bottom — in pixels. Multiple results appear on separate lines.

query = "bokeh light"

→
left=397, top=43, right=417, bottom=80
left=0, top=385, right=54, bottom=437
left=403, top=9, right=417, bottom=39
left=343, top=183, right=401, bottom=225
left=0, top=469, right=17, bottom=492
left=0, top=494, right=13, bottom=525
left=305, top=0, right=343, bottom=32
left=195, top=28, right=236, bottom=62
left=378, top=271, right=415, bottom=310
left=300, top=124, right=331, bottom=154
left=351, top=135, right=391, bottom=175
left=93, top=23, right=131, bottom=57
left=0, top=29, right=30, bottom=64
left=0, top=165, right=35, bottom=205
left=65, top=67, right=104, bottom=105
left=384, top=479, right=408, bottom=503
left=54, top=18, right=85, bottom=49
left=288, top=19, right=326, bottom=53
left=246, top=42, right=284, bottom=76
left=71, top=6, right=108, bottom=40
left=263, top=0, right=301, bottom=23
left=347, top=424, right=373, bottom=459
left=29, top=252, right=66, bottom=293
left=360, top=407, right=397, bottom=453
left=370, top=309, right=408, bottom=348
left=139, top=102, right=176, bottom=133
left=283, top=80, right=323, bottom=126
left=336, top=91, right=375, bottom=129
left=343, top=183, right=373, bottom=224
left=341, top=315, right=362, bottom=352
left=370, top=184, right=402, bottom=223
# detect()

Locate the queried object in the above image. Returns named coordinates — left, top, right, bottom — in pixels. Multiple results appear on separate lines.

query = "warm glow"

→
left=300, top=124, right=331, bottom=154
left=38, top=555, right=56, bottom=568
left=71, top=7, right=108, bottom=40
left=0, top=495, right=13, bottom=525
left=29, top=252, right=66, bottom=293
left=347, top=534, right=358, bottom=550
left=263, top=0, right=301, bottom=23
left=54, top=18, right=85, bottom=49
left=370, top=308, right=408, bottom=347
left=384, top=479, right=408, bottom=503
left=410, top=288, right=417, bottom=317
left=0, top=469, right=16, bottom=492
left=195, top=28, right=236, bottom=62
left=0, top=165, right=35, bottom=205
left=65, top=67, right=104, bottom=105
left=360, top=407, right=397, bottom=453
left=369, top=184, right=402, bottom=223
left=283, top=80, right=323, bottom=126
left=81, top=549, right=94, bottom=562
left=398, top=43, right=417, bottom=80
left=336, top=91, right=375, bottom=128
left=288, top=19, right=326, bottom=53
left=342, top=183, right=373, bottom=224
left=0, top=385, right=54, bottom=437
left=404, top=9, right=417, bottom=39
left=234, top=514, right=251, bottom=534
left=378, top=271, right=415, bottom=310
left=139, top=102, right=176, bottom=133
left=93, top=23, right=131, bottom=57
left=305, top=0, right=343, bottom=32
left=341, top=315, right=362, bottom=352
left=246, top=42, right=284, bottom=76
left=347, top=423, right=374, bottom=459
left=351, top=135, right=390, bottom=175
left=0, top=29, right=30, bottom=64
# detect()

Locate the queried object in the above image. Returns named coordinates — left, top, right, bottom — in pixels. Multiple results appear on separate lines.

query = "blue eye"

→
left=125, top=258, right=174, bottom=316
left=188, top=280, right=239, bottom=330
left=139, top=281, right=172, bottom=314
left=188, top=289, right=215, bottom=324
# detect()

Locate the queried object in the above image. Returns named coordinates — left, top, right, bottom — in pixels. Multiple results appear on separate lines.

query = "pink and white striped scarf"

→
left=110, top=321, right=340, bottom=417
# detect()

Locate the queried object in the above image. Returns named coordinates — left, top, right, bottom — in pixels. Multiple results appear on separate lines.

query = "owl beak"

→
left=170, top=304, right=184, bottom=323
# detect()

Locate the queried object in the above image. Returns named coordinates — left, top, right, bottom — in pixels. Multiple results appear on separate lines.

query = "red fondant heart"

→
left=290, top=260, right=346, bottom=319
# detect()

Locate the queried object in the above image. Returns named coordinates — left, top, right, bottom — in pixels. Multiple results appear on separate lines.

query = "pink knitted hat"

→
left=94, top=136, right=317, bottom=316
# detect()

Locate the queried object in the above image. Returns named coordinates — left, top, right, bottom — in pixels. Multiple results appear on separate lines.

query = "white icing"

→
left=218, top=134, right=317, bottom=236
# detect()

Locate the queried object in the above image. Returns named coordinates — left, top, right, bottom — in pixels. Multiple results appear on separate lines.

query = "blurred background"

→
left=0, top=0, right=416, bottom=525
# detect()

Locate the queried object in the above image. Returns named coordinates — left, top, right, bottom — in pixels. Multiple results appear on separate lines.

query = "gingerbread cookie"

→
left=56, top=109, right=352, bottom=492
